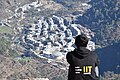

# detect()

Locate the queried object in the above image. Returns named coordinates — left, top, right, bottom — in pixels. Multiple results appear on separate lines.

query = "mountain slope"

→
left=0, top=54, right=68, bottom=80
left=96, top=42, right=120, bottom=74
left=75, top=0, right=120, bottom=47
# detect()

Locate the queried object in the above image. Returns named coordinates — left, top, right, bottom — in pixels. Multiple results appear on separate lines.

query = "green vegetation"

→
left=0, top=26, right=13, bottom=34
left=0, top=38, right=19, bottom=57
left=0, top=38, right=10, bottom=53
left=16, top=57, right=30, bottom=65
left=76, top=0, right=120, bottom=47
left=18, top=57, right=30, bottom=62
left=52, top=76, right=65, bottom=80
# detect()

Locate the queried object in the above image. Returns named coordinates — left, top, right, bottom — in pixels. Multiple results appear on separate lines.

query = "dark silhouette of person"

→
left=66, top=34, right=99, bottom=80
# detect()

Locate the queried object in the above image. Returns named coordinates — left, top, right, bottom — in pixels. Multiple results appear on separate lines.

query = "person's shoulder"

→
left=85, top=48, right=96, bottom=55
left=90, top=51, right=98, bottom=58
left=67, top=51, right=73, bottom=55
left=66, top=50, right=75, bottom=57
left=90, top=51, right=96, bottom=54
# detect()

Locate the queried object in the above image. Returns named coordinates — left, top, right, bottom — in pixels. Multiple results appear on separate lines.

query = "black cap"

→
left=75, top=34, right=88, bottom=48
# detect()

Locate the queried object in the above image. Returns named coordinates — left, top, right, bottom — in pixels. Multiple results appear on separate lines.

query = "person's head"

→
left=75, top=34, right=88, bottom=48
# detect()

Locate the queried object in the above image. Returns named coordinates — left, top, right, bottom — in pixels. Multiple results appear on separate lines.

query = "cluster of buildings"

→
left=11, top=0, right=95, bottom=60
left=0, top=0, right=95, bottom=63
left=16, top=15, right=95, bottom=60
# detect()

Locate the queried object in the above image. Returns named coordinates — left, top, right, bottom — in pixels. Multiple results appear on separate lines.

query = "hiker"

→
left=66, top=34, right=99, bottom=80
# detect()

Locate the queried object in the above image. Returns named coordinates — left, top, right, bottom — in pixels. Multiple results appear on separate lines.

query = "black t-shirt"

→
left=66, top=47, right=99, bottom=80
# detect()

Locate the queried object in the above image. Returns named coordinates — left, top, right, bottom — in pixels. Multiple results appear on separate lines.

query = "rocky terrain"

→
left=0, top=0, right=120, bottom=80
left=0, top=0, right=93, bottom=80
left=0, top=0, right=91, bottom=20
left=0, top=55, right=67, bottom=80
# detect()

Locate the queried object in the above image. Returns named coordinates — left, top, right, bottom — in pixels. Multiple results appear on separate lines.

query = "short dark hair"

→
left=75, top=34, right=88, bottom=48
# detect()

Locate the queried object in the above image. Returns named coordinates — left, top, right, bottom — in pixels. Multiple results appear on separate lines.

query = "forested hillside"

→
left=75, top=0, right=120, bottom=47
